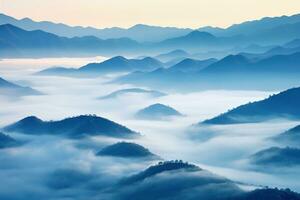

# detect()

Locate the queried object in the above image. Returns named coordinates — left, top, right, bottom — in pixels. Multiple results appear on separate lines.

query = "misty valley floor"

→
left=1, top=57, right=300, bottom=199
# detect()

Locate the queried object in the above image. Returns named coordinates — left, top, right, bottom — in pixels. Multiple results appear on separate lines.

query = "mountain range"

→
left=3, top=115, right=138, bottom=138
left=36, top=56, right=164, bottom=77
left=3, top=12, right=300, bottom=45
left=115, top=51, right=300, bottom=91
left=3, top=11, right=300, bottom=58
left=155, top=49, right=191, bottom=63
left=0, top=24, right=141, bottom=57
left=199, top=13, right=300, bottom=44
left=0, top=13, right=191, bottom=42
left=0, top=24, right=231, bottom=58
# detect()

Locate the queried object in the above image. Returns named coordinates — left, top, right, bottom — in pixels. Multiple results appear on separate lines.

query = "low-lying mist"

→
left=1, top=57, right=300, bottom=199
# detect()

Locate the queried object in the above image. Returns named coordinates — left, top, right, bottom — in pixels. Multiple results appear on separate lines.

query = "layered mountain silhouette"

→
left=250, top=147, right=300, bottom=167
left=167, top=58, right=217, bottom=72
left=2, top=12, right=300, bottom=58
left=96, top=142, right=157, bottom=159
left=155, top=49, right=191, bottom=63
left=202, top=87, right=300, bottom=124
left=200, top=52, right=300, bottom=75
left=3, top=12, right=300, bottom=45
left=98, top=88, right=166, bottom=100
left=36, top=56, right=163, bottom=77
left=285, top=39, right=300, bottom=48
left=0, top=77, right=42, bottom=96
left=0, top=132, right=19, bottom=149
left=0, top=14, right=192, bottom=42
left=199, top=13, right=300, bottom=44
left=136, top=103, right=183, bottom=120
left=3, top=115, right=138, bottom=138
left=115, top=51, right=300, bottom=91
left=0, top=24, right=140, bottom=57
left=78, top=56, right=163, bottom=74
left=157, top=31, right=226, bottom=51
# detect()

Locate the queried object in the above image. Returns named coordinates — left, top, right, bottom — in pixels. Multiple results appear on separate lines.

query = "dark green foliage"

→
left=97, top=142, right=156, bottom=158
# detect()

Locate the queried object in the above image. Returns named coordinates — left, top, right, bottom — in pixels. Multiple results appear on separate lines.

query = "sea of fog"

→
left=1, top=57, right=300, bottom=197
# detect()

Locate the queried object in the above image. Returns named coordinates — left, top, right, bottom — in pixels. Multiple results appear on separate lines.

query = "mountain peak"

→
left=136, top=103, right=183, bottom=120
left=120, top=160, right=200, bottom=184
left=0, top=23, right=19, bottom=30
left=130, top=24, right=151, bottom=29
left=186, top=30, right=215, bottom=38
left=96, top=142, right=156, bottom=158
left=109, top=56, right=128, bottom=62
left=4, top=115, right=138, bottom=138
left=19, top=116, right=43, bottom=123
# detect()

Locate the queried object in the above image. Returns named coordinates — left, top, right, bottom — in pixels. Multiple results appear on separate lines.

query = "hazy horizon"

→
left=2, top=2, right=300, bottom=199
left=2, top=0, right=300, bottom=29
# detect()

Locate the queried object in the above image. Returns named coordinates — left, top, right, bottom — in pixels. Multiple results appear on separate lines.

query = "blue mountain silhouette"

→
left=3, top=115, right=138, bottom=138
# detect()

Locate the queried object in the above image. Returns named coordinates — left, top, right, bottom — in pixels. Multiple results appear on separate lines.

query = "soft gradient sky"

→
left=1, top=0, right=300, bottom=28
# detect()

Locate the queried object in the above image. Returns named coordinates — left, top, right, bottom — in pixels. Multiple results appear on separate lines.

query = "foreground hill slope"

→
left=115, top=160, right=300, bottom=200
left=202, top=87, right=300, bottom=124
left=250, top=147, right=300, bottom=167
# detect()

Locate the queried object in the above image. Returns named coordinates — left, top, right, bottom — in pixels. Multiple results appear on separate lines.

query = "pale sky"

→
left=1, top=0, right=300, bottom=29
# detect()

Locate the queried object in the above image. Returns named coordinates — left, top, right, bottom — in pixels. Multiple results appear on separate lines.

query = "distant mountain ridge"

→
left=167, top=58, right=217, bottom=72
left=79, top=56, right=163, bottom=73
left=0, top=13, right=192, bottom=42
left=2, top=12, right=300, bottom=58
left=0, top=24, right=141, bottom=57
left=199, top=13, right=300, bottom=42
left=98, top=88, right=166, bottom=100
left=3, top=12, right=300, bottom=45
left=36, top=56, right=164, bottom=77
left=115, top=51, right=300, bottom=91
